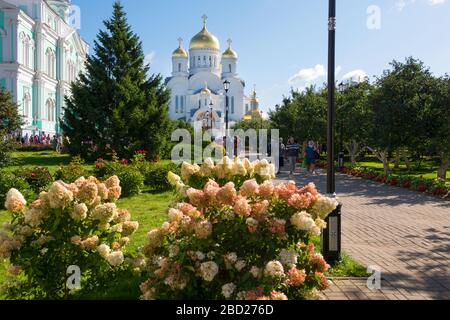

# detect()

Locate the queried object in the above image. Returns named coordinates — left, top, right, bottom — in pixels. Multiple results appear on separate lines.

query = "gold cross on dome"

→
left=227, top=39, right=232, bottom=48
left=202, top=14, right=208, bottom=26
left=177, top=37, right=183, bottom=47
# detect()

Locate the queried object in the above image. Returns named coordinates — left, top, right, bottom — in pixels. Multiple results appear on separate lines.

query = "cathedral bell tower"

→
left=47, top=0, right=71, bottom=22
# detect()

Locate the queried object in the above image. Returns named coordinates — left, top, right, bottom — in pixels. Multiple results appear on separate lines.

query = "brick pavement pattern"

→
left=276, top=171, right=450, bottom=300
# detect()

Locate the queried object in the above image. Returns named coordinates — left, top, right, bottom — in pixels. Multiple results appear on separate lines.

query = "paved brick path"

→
left=276, top=170, right=450, bottom=300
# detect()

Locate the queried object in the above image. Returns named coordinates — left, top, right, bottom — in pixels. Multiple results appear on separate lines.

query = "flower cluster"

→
left=140, top=177, right=337, bottom=300
left=0, top=176, right=139, bottom=298
left=171, top=157, right=276, bottom=192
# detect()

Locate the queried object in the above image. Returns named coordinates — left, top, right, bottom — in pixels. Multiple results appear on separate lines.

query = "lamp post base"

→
left=321, top=203, right=342, bottom=265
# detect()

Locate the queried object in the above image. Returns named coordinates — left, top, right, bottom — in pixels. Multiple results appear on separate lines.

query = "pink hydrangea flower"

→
left=240, top=179, right=260, bottom=198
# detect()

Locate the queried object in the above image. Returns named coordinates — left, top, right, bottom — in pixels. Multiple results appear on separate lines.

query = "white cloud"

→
left=144, top=51, right=156, bottom=66
left=396, top=0, right=446, bottom=11
left=288, top=64, right=326, bottom=85
left=335, top=65, right=342, bottom=78
left=429, top=0, right=446, bottom=5
left=341, top=70, right=367, bottom=83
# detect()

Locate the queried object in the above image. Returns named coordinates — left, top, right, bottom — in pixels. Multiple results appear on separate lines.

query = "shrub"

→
left=16, top=144, right=54, bottom=152
left=92, top=156, right=144, bottom=197
left=142, top=162, right=181, bottom=191
left=140, top=177, right=338, bottom=300
left=0, top=171, right=36, bottom=208
left=0, top=176, right=140, bottom=299
left=54, top=156, right=88, bottom=183
left=114, top=166, right=144, bottom=197
left=429, top=179, right=448, bottom=197
left=14, top=167, right=53, bottom=193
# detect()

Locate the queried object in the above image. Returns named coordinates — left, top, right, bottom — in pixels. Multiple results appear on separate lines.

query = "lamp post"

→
left=223, top=80, right=230, bottom=151
left=322, top=0, right=342, bottom=265
left=209, top=102, right=214, bottom=142
left=338, top=81, right=345, bottom=170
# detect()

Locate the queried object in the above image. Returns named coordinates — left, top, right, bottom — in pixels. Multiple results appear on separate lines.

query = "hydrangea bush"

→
left=0, top=176, right=139, bottom=299
left=140, top=157, right=338, bottom=300
left=170, top=156, right=277, bottom=194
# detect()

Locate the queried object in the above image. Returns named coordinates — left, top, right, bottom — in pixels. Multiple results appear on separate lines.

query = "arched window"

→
left=214, top=57, right=216, bottom=67
left=229, top=64, right=232, bottom=73
left=199, top=100, right=201, bottom=109
left=23, top=93, right=31, bottom=117
left=175, top=96, right=179, bottom=113
left=46, top=99, right=55, bottom=122
left=231, top=97, right=235, bottom=114
left=178, top=63, right=182, bottom=72
left=46, top=48, right=55, bottom=78
left=205, top=99, right=207, bottom=107
left=209, top=56, right=212, bottom=67
left=180, top=96, right=184, bottom=113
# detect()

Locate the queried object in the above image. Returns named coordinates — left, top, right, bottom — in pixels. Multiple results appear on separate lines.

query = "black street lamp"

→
left=338, top=81, right=346, bottom=169
left=223, top=80, right=231, bottom=151
left=209, top=102, right=214, bottom=142
left=322, top=0, right=342, bottom=265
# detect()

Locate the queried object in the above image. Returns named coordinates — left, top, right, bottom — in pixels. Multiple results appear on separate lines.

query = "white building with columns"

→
left=166, top=16, right=260, bottom=135
left=0, top=0, right=88, bottom=135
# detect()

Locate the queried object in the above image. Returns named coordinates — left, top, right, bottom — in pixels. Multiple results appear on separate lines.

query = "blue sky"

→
left=71, top=0, right=450, bottom=112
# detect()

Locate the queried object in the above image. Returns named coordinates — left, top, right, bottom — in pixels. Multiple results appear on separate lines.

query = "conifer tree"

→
left=62, top=1, right=171, bottom=160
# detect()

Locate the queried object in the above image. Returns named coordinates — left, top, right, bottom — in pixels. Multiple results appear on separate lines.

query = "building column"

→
left=32, top=74, right=42, bottom=132
left=34, top=22, right=43, bottom=72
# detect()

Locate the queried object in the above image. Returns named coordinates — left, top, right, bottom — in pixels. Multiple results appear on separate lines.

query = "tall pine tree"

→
left=62, top=1, right=171, bottom=160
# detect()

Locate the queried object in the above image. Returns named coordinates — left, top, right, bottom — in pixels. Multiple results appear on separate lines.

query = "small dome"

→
left=201, top=82, right=211, bottom=95
left=222, top=39, right=238, bottom=59
left=173, top=38, right=188, bottom=58
left=190, top=16, right=220, bottom=50
left=172, top=46, right=188, bottom=58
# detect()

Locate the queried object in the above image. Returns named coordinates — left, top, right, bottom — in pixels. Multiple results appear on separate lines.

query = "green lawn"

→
left=353, top=158, right=450, bottom=182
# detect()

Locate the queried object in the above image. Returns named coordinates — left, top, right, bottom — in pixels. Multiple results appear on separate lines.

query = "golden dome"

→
left=222, top=39, right=238, bottom=59
left=173, top=46, right=188, bottom=58
left=190, top=16, right=220, bottom=50
left=201, top=82, right=211, bottom=95
left=173, top=37, right=188, bottom=58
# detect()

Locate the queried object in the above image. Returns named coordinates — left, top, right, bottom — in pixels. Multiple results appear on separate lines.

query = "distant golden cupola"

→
left=222, top=39, right=238, bottom=59
left=201, top=82, right=211, bottom=95
left=190, top=15, right=220, bottom=50
left=172, top=43, right=188, bottom=58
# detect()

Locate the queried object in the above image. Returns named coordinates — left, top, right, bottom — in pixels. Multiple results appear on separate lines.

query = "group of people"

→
left=280, top=138, right=321, bottom=177
left=15, top=132, right=63, bottom=152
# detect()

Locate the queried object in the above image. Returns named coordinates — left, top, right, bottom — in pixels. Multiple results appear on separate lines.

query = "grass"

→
left=0, top=151, right=369, bottom=299
left=353, top=157, right=450, bottom=182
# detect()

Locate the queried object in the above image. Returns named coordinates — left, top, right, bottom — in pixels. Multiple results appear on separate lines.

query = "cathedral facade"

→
left=166, top=16, right=260, bottom=135
left=0, top=0, right=88, bottom=135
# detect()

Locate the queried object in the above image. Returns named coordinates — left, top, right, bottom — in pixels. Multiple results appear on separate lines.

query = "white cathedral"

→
left=0, top=0, right=88, bottom=136
left=166, top=16, right=262, bottom=135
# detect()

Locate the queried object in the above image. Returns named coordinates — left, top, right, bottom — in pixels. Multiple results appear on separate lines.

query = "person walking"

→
left=305, top=141, right=318, bottom=175
left=277, top=138, right=285, bottom=174
left=285, top=137, right=300, bottom=177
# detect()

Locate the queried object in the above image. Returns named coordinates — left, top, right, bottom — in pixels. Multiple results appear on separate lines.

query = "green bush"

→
left=93, top=158, right=120, bottom=180
left=0, top=171, right=36, bottom=208
left=114, top=165, right=144, bottom=197
left=14, top=167, right=53, bottom=193
left=142, top=162, right=181, bottom=191
left=54, top=156, right=88, bottom=183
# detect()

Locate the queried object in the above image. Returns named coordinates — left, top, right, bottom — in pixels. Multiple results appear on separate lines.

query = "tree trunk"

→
left=437, top=153, right=450, bottom=180
left=367, top=147, right=390, bottom=174
left=344, top=140, right=360, bottom=166
left=394, top=150, right=400, bottom=169
left=403, top=153, right=411, bottom=171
